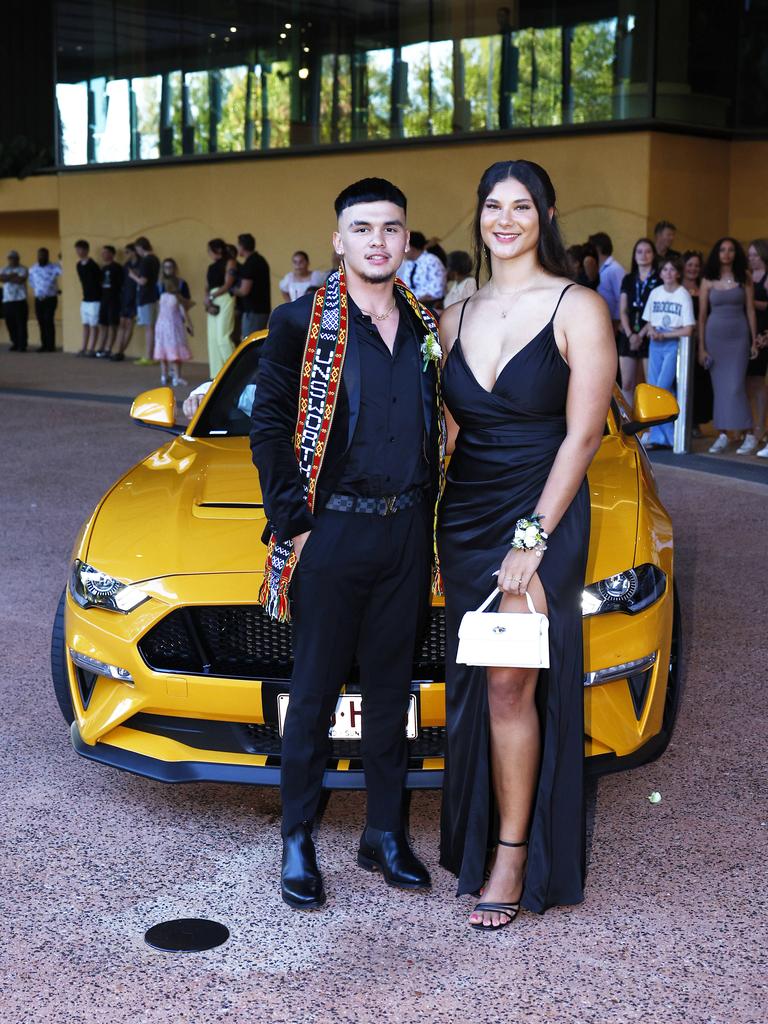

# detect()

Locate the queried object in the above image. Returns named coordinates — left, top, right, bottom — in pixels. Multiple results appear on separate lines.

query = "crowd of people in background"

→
left=2, top=217, right=766, bottom=456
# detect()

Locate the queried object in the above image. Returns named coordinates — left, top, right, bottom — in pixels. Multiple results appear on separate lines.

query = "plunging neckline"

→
left=453, top=325, right=552, bottom=395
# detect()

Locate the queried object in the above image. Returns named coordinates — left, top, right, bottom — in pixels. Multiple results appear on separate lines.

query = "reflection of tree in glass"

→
left=461, top=37, right=501, bottom=132
left=571, top=20, right=616, bottom=123
left=320, top=54, right=351, bottom=144
left=133, top=76, right=161, bottom=159
left=513, top=28, right=562, bottom=127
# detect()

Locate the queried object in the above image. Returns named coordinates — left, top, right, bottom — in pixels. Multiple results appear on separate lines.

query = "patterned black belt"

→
left=325, top=487, right=425, bottom=516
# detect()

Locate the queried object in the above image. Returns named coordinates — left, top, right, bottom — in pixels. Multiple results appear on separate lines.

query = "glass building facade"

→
left=52, top=0, right=768, bottom=168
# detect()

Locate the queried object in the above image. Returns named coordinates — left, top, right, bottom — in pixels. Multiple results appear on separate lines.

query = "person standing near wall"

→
left=279, top=251, right=326, bottom=303
left=234, top=233, right=271, bottom=339
left=743, top=239, right=768, bottom=455
left=74, top=240, right=101, bottom=357
left=588, top=232, right=625, bottom=333
left=398, top=230, right=447, bottom=307
left=698, top=237, right=756, bottom=454
left=28, top=247, right=61, bottom=352
left=681, top=250, right=713, bottom=435
left=204, top=238, right=237, bottom=377
left=130, top=237, right=160, bottom=365
left=654, top=220, right=680, bottom=262
left=618, top=238, right=659, bottom=405
left=1, top=250, right=29, bottom=352
left=110, top=242, right=139, bottom=362
left=95, top=245, right=123, bottom=358
left=442, top=250, right=477, bottom=310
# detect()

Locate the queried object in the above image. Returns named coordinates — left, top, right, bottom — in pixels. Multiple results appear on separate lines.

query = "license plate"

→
left=277, top=693, right=418, bottom=740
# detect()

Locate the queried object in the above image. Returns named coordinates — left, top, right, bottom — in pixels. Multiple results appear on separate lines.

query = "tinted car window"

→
left=193, top=344, right=261, bottom=437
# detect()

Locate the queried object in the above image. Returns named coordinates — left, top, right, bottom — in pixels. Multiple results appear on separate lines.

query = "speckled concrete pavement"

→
left=1, top=354, right=766, bottom=1024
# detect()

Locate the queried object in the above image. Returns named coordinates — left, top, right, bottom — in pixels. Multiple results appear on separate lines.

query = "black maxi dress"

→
left=437, top=285, right=588, bottom=914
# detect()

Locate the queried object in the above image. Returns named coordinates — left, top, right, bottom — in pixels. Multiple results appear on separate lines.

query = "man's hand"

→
left=293, top=531, right=311, bottom=562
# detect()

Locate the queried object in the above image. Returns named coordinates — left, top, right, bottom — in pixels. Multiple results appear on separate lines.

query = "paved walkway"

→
left=0, top=352, right=765, bottom=1023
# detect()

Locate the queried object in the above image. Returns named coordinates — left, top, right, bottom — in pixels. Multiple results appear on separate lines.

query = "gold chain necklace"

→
left=489, top=283, right=530, bottom=319
left=358, top=298, right=397, bottom=321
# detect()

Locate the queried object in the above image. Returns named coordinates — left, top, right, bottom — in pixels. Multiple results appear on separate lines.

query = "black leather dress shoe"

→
left=357, top=827, right=431, bottom=890
left=281, top=823, right=325, bottom=910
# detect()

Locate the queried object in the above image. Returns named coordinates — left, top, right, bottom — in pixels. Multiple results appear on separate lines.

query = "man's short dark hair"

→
left=334, top=177, right=407, bottom=218
left=38, top=247, right=49, bottom=257
left=135, top=236, right=151, bottom=250
left=447, top=250, right=472, bottom=276
left=409, top=231, right=427, bottom=251
left=74, top=239, right=89, bottom=251
left=102, top=244, right=116, bottom=256
left=238, top=233, right=256, bottom=252
left=587, top=232, right=612, bottom=256
left=654, top=220, right=676, bottom=235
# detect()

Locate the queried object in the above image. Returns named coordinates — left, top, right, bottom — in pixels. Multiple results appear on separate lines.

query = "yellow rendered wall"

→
left=53, top=131, right=651, bottom=358
left=3, top=131, right=766, bottom=360
left=728, top=141, right=768, bottom=245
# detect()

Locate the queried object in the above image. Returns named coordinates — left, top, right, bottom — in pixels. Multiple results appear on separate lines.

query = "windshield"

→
left=193, top=343, right=261, bottom=437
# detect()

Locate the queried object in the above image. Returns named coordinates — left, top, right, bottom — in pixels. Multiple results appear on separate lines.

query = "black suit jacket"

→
left=250, top=291, right=442, bottom=544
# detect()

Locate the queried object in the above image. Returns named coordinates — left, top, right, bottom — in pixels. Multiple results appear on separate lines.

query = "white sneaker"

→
left=757, top=442, right=768, bottom=458
left=736, top=433, right=758, bottom=455
left=171, top=376, right=187, bottom=387
left=160, top=373, right=168, bottom=386
left=708, top=432, right=730, bottom=454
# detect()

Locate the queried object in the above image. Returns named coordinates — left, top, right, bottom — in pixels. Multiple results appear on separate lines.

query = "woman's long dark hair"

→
left=207, top=238, right=227, bottom=258
left=703, top=237, right=748, bottom=284
left=472, top=160, right=571, bottom=282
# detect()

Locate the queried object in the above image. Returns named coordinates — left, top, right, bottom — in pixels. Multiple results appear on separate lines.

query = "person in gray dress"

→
left=698, top=238, right=757, bottom=454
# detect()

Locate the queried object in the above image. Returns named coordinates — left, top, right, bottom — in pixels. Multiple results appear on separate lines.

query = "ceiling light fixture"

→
left=298, top=67, right=309, bottom=79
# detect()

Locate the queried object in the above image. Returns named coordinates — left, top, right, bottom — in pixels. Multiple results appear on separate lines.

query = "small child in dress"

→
left=154, top=276, right=193, bottom=386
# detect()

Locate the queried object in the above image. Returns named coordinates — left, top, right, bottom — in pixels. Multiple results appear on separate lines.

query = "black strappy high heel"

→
left=470, top=838, right=528, bottom=932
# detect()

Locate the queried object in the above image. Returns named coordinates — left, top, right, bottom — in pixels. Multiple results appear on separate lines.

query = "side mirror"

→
left=621, top=383, right=679, bottom=436
left=130, top=387, right=182, bottom=435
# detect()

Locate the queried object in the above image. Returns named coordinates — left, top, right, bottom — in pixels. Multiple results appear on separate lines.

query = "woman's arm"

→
left=498, top=287, right=616, bottom=595
left=211, top=261, right=237, bottom=299
left=698, top=280, right=711, bottom=364
left=619, top=291, right=633, bottom=338
left=438, top=301, right=462, bottom=454
left=744, top=279, right=758, bottom=354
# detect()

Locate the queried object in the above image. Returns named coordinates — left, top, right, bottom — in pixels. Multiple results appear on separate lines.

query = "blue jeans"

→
left=647, top=338, right=678, bottom=446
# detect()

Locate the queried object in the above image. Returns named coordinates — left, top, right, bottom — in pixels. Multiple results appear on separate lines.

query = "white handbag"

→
left=456, top=586, right=550, bottom=669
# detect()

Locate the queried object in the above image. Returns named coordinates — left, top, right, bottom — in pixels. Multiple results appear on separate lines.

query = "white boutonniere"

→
left=421, top=332, right=441, bottom=372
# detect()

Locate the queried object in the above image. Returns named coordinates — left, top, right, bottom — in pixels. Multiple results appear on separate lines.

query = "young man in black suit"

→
left=250, top=178, right=444, bottom=910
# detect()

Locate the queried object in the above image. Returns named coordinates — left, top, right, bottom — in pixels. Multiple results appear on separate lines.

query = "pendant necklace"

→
left=358, top=298, right=397, bottom=321
left=490, top=283, right=529, bottom=319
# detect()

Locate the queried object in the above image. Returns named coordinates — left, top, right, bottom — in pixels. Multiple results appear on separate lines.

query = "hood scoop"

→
left=193, top=500, right=265, bottom=520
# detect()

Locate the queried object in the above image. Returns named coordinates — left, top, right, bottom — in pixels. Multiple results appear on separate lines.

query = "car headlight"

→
left=69, top=559, right=148, bottom=613
left=582, top=563, right=666, bottom=617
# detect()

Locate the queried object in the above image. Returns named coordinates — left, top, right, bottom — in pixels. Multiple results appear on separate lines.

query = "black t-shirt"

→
left=620, top=270, right=660, bottom=334
left=207, top=258, right=227, bottom=290
left=136, top=253, right=160, bottom=305
left=101, top=262, right=124, bottom=304
left=239, top=252, right=271, bottom=314
left=77, top=258, right=102, bottom=302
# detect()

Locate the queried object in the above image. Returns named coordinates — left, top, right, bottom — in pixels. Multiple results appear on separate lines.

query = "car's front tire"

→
left=50, top=588, right=75, bottom=725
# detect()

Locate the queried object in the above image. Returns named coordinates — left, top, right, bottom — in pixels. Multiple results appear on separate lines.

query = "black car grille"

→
left=138, top=603, right=446, bottom=680
left=244, top=723, right=445, bottom=761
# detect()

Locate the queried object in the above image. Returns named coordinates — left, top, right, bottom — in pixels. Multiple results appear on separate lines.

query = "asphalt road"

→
left=1, top=355, right=765, bottom=1024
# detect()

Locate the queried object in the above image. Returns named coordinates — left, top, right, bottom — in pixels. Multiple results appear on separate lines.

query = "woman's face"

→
left=635, top=241, right=654, bottom=268
left=292, top=253, right=309, bottom=275
left=480, top=177, right=541, bottom=265
left=684, top=255, right=701, bottom=280
left=660, top=261, right=680, bottom=286
left=162, top=261, right=176, bottom=277
left=747, top=245, right=764, bottom=271
left=208, top=247, right=221, bottom=261
left=719, top=240, right=735, bottom=266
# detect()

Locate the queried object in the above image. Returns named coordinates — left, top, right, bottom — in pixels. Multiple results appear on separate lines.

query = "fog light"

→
left=69, top=649, right=134, bottom=684
left=583, top=652, right=656, bottom=687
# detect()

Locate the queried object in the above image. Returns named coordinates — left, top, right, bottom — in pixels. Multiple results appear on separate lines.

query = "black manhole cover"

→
left=144, top=918, right=229, bottom=952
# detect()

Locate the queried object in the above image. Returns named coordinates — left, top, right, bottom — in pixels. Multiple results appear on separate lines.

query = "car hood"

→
left=85, top=436, right=269, bottom=582
left=85, top=434, right=639, bottom=586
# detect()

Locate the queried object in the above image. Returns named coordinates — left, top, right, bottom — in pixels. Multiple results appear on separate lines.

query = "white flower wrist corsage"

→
left=421, top=333, right=441, bottom=372
left=511, top=513, right=548, bottom=558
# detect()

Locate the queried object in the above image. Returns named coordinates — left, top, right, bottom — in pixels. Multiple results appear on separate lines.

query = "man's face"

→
left=135, top=244, right=147, bottom=257
left=657, top=227, right=675, bottom=252
left=292, top=253, right=309, bottom=275
left=101, top=247, right=114, bottom=263
left=7, top=253, right=19, bottom=267
left=75, top=246, right=88, bottom=260
left=37, top=249, right=49, bottom=265
left=333, top=201, right=408, bottom=285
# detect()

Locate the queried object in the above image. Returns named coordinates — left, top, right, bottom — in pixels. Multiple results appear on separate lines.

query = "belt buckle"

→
left=384, top=494, right=398, bottom=516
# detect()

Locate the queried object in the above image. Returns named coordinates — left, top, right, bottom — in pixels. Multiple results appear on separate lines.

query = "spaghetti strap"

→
left=550, top=283, right=576, bottom=322
left=456, top=296, right=472, bottom=338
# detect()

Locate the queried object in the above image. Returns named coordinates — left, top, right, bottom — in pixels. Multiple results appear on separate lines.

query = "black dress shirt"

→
left=336, top=295, right=429, bottom=499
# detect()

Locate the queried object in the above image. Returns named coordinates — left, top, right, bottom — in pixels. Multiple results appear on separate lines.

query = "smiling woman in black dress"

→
left=437, top=161, right=616, bottom=930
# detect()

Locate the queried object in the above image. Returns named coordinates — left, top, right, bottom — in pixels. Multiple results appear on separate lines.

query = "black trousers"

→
left=4, top=300, right=28, bottom=350
left=35, top=296, right=57, bottom=351
left=281, top=502, right=432, bottom=837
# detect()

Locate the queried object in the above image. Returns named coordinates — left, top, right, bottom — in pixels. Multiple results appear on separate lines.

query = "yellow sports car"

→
left=52, top=333, right=681, bottom=787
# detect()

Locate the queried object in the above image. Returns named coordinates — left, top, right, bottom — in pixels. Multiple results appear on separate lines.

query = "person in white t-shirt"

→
left=279, top=251, right=326, bottom=303
left=641, top=255, right=696, bottom=449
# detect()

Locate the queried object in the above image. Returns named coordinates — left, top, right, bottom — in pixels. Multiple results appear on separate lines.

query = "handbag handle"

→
left=478, top=585, right=538, bottom=615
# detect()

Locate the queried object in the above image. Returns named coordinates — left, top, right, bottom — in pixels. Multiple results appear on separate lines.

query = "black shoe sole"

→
left=356, top=852, right=431, bottom=891
left=281, top=888, right=326, bottom=911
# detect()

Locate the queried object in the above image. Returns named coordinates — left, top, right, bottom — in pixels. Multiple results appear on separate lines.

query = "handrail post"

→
left=673, top=335, right=693, bottom=453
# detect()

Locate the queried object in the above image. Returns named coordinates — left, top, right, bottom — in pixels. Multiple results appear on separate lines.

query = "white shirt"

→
left=642, top=285, right=695, bottom=337
left=279, top=270, right=326, bottom=302
left=28, top=262, right=62, bottom=299
left=1, top=264, right=28, bottom=303
left=398, top=251, right=447, bottom=301
left=443, top=276, right=477, bottom=309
